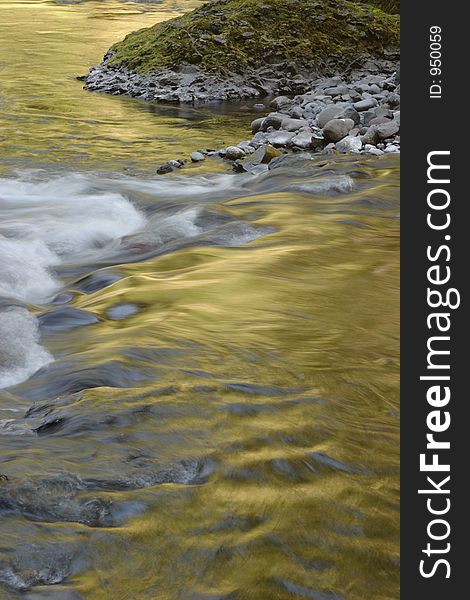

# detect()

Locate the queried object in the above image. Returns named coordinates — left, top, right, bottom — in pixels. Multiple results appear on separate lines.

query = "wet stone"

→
left=106, top=303, right=139, bottom=320
left=38, top=308, right=99, bottom=331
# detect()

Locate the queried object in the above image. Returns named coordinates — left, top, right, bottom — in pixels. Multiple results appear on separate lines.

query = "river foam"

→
left=0, top=170, right=266, bottom=389
left=0, top=161, right=356, bottom=390
left=0, top=307, right=53, bottom=389
left=0, top=172, right=147, bottom=388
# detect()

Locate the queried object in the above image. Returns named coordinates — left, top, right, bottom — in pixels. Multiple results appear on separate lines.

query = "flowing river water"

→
left=0, top=1, right=400, bottom=599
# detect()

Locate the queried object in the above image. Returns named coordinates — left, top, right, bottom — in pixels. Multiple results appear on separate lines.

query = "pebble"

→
left=291, top=131, right=314, bottom=149
left=237, top=141, right=256, bottom=154
left=148, top=61, right=400, bottom=173
left=157, top=162, right=174, bottom=174
left=325, top=85, right=350, bottom=96
left=270, top=95, right=291, bottom=110
left=280, top=118, right=309, bottom=132
left=336, top=106, right=360, bottom=125
left=361, top=125, right=380, bottom=146
left=262, top=113, right=284, bottom=130
left=368, top=116, right=392, bottom=126
left=168, top=159, right=183, bottom=168
left=322, top=118, right=355, bottom=143
left=317, top=104, right=346, bottom=128
left=353, top=98, right=378, bottom=111
left=251, top=117, right=265, bottom=133
left=364, top=144, right=384, bottom=156
left=335, top=135, right=363, bottom=153
left=266, top=130, right=295, bottom=147
left=290, top=106, right=305, bottom=119
left=225, top=146, right=245, bottom=160
left=233, top=144, right=281, bottom=172
left=375, top=121, right=400, bottom=140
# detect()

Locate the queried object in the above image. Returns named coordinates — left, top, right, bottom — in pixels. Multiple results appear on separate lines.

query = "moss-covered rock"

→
left=361, top=0, right=399, bottom=14
left=107, top=0, right=399, bottom=75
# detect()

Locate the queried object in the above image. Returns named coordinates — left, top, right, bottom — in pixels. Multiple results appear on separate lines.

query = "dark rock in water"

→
left=233, top=144, right=282, bottom=173
left=50, top=293, right=74, bottom=305
left=250, top=117, right=265, bottom=133
left=267, top=153, right=313, bottom=171
left=190, top=151, right=205, bottom=163
left=106, top=303, right=139, bottom=320
left=157, top=162, right=175, bottom=174
left=322, top=118, right=355, bottom=142
left=0, top=459, right=209, bottom=528
left=73, top=270, right=122, bottom=294
left=38, top=307, right=99, bottom=331
left=0, top=543, right=80, bottom=591
left=33, top=417, right=66, bottom=436
left=0, top=474, right=114, bottom=527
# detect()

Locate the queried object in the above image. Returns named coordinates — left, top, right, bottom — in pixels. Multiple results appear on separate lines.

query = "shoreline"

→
left=110, top=59, right=400, bottom=174
left=81, top=0, right=400, bottom=170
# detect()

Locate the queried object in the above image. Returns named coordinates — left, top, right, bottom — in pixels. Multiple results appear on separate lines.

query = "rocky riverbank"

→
left=83, top=0, right=399, bottom=104
left=81, top=0, right=400, bottom=167
left=155, top=59, right=400, bottom=174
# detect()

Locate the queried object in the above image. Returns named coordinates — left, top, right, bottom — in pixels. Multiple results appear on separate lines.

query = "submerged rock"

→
left=233, top=144, right=282, bottom=172
left=190, top=151, right=205, bottom=163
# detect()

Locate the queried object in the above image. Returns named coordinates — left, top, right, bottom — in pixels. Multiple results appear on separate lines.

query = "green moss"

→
left=360, top=0, right=399, bottom=14
left=109, top=0, right=399, bottom=75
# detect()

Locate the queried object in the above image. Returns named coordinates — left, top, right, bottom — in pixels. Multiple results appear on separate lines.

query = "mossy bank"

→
left=84, top=0, right=400, bottom=103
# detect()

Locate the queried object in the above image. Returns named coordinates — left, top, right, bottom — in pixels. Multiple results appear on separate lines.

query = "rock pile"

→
left=155, top=63, right=400, bottom=174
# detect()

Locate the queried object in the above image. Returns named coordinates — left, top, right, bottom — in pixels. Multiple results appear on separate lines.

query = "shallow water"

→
left=0, top=1, right=400, bottom=599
